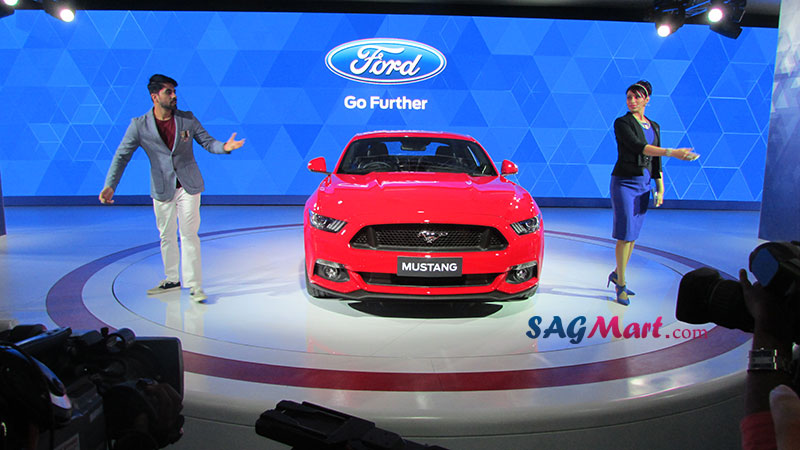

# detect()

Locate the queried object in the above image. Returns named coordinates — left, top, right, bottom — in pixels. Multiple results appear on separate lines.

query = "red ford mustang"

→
left=303, top=131, right=544, bottom=301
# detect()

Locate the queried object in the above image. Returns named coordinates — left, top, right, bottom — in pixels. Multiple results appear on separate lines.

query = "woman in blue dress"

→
left=609, top=80, right=699, bottom=305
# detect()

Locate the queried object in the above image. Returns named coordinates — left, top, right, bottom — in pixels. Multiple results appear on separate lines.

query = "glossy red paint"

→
left=304, top=130, right=544, bottom=300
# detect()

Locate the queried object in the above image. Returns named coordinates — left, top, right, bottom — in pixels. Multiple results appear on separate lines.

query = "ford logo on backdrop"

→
left=325, top=38, right=446, bottom=85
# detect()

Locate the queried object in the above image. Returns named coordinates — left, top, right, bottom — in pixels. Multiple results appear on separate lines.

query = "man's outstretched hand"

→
left=223, top=132, right=245, bottom=152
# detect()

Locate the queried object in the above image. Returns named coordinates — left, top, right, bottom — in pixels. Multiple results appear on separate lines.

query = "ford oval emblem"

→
left=325, top=38, right=447, bottom=85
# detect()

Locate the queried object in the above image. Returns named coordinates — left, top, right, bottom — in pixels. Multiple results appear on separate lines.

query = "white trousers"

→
left=153, top=188, right=202, bottom=289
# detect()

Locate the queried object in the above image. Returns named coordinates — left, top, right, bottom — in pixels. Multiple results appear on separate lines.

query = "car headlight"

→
left=309, top=211, right=347, bottom=233
left=510, top=215, right=541, bottom=235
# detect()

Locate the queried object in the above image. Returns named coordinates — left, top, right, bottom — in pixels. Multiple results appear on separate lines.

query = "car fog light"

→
left=323, top=266, right=339, bottom=279
left=314, top=260, right=350, bottom=282
left=507, top=261, right=537, bottom=284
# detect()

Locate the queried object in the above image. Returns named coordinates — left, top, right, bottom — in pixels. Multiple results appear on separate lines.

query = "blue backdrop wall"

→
left=0, top=11, right=778, bottom=204
left=761, top=0, right=800, bottom=241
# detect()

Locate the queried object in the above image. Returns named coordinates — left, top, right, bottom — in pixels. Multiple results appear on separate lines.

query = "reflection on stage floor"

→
left=0, top=205, right=760, bottom=449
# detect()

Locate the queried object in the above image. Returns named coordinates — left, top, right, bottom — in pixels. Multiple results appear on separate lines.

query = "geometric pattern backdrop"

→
left=0, top=11, right=778, bottom=201
left=760, top=0, right=800, bottom=239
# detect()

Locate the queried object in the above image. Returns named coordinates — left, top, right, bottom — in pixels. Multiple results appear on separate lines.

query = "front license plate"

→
left=397, top=257, right=463, bottom=277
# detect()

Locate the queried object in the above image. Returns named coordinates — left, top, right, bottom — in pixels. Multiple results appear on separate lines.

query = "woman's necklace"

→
left=635, top=116, right=650, bottom=130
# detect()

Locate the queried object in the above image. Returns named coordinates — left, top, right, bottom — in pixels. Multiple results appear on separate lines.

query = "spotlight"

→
left=654, top=7, right=685, bottom=38
left=710, top=19, right=743, bottom=39
left=707, top=7, right=724, bottom=23
left=59, top=8, right=74, bottom=22
left=706, top=0, right=729, bottom=22
left=654, top=0, right=746, bottom=39
left=1, top=0, right=15, bottom=19
left=2, top=0, right=77, bottom=22
left=42, top=0, right=75, bottom=22
left=709, top=0, right=745, bottom=39
left=657, top=23, right=673, bottom=38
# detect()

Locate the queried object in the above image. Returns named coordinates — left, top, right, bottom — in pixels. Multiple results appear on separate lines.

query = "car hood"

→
left=311, top=172, right=537, bottom=223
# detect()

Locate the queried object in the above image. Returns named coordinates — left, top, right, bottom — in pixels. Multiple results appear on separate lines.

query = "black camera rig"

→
left=257, top=400, right=450, bottom=450
left=0, top=325, right=184, bottom=450
left=676, top=240, right=800, bottom=338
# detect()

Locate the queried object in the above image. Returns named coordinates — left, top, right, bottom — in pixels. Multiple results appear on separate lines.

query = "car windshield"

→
left=337, top=137, right=498, bottom=176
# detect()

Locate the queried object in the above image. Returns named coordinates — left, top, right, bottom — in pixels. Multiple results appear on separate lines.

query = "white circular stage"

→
left=44, top=216, right=751, bottom=449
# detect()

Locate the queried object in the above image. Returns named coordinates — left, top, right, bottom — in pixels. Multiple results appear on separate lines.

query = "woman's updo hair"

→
left=627, top=80, right=652, bottom=98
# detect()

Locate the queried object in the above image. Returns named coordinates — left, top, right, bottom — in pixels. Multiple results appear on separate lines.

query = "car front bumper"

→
left=304, top=222, right=543, bottom=300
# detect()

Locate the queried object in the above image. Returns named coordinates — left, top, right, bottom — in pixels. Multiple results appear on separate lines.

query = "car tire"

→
left=305, top=264, right=333, bottom=299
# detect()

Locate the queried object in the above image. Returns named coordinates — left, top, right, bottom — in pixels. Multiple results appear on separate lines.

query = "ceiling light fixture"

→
left=1, top=0, right=15, bottom=19
left=654, top=5, right=686, bottom=37
left=1, top=0, right=76, bottom=22
left=709, top=0, right=746, bottom=39
left=653, top=0, right=746, bottom=39
left=708, top=5, right=724, bottom=22
left=42, top=0, right=75, bottom=22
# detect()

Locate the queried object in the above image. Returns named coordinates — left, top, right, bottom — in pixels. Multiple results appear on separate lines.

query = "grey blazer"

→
left=104, top=109, right=228, bottom=201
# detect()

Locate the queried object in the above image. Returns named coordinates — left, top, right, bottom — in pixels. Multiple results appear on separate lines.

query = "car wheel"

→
left=305, top=264, right=332, bottom=299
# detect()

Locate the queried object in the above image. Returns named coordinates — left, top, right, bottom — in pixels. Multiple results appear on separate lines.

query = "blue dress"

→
left=610, top=123, right=655, bottom=241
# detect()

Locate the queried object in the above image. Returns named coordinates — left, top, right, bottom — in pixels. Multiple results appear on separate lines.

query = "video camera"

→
left=675, top=240, right=800, bottom=339
left=256, top=400, right=450, bottom=450
left=0, top=324, right=184, bottom=450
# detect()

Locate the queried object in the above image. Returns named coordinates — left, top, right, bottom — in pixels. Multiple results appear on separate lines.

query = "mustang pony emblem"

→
left=418, top=230, right=448, bottom=244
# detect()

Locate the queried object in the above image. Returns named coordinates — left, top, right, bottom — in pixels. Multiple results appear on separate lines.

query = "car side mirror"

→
left=308, top=157, right=329, bottom=174
left=501, top=160, right=518, bottom=175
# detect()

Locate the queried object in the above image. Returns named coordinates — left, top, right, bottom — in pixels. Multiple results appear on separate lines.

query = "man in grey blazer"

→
left=99, top=74, right=244, bottom=302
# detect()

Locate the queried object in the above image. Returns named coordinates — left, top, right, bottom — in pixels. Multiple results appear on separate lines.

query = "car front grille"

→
left=350, top=224, right=507, bottom=252
left=358, top=272, right=501, bottom=287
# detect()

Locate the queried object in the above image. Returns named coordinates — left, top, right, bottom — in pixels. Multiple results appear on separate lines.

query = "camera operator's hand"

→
left=740, top=268, right=797, bottom=450
left=146, top=382, right=184, bottom=445
left=771, top=385, right=800, bottom=450
left=739, top=269, right=794, bottom=345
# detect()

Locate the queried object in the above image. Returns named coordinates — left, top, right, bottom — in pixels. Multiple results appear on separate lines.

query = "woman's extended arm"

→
left=643, top=144, right=699, bottom=161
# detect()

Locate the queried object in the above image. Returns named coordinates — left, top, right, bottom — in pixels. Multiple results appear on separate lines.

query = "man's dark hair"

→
left=147, top=74, right=178, bottom=95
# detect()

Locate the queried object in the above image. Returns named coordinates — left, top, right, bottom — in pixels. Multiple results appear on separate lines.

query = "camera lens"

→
left=105, top=328, right=135, bottom=353
left=676, top=267, right=754, bottom=333
left=675, top=241, right=800, bottom=342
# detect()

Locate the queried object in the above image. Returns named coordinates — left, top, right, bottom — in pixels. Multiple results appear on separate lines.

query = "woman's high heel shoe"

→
left=615, top=284, right=630, bottom=306
left=607, top=271, right=636, bottom=296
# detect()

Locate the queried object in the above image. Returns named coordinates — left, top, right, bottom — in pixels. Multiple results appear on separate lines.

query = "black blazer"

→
left=611, top=112, right=662, bottom=179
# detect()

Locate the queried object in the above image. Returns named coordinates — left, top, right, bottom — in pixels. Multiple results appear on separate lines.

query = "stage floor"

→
left=0, top=205, right=761, bottom=449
